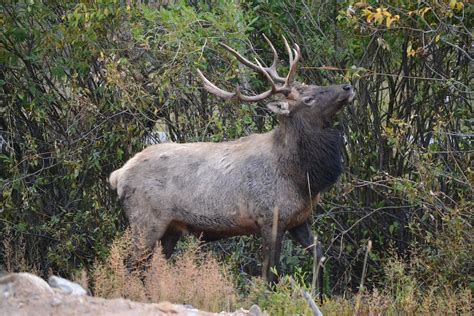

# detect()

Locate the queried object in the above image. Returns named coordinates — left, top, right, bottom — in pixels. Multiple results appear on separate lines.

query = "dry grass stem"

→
left=93, top=230, right=236, bottom=312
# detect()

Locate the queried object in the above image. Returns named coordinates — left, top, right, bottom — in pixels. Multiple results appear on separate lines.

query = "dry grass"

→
left=93, top=230, right=236, bottom=312
left=1, top=228, right=39, bottom=275
left=2, top=227, right=470, bottom=315
left=72, top=269, right=89, bottom=293
left=319, top=288, right=471, bottom=315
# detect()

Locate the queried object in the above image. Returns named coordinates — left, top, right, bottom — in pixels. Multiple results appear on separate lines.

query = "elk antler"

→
left=197, top=35, right=301, bottom=102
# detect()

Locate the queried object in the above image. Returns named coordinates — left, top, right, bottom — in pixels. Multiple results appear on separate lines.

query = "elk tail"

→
left=108, top=169, right=121, bottom=191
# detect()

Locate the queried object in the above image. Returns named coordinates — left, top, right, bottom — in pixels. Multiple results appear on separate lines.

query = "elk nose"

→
left=343, top=84, right=352, bottom=91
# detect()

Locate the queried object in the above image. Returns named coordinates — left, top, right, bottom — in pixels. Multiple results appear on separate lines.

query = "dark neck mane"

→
left=273, top=117, right=343, bottom=196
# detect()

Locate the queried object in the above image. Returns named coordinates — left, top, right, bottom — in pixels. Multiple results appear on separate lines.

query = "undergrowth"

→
left=90, top=231, right=471, bottom=315
left=92, top=230, right=236, bottom=312
left=2, top=229, right=470, bottom=314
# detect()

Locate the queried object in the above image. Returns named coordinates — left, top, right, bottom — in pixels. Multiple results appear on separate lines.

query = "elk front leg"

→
left=288, top=219, right=325, bottom=303
left=288, top=220, right=313, bottom=250
left=289, top=220, right=324, bottom=257
left=288, top=220, right=324, bottom=264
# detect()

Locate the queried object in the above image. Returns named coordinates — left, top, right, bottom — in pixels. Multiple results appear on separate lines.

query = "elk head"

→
left=197, top=35, right=355, bottom=127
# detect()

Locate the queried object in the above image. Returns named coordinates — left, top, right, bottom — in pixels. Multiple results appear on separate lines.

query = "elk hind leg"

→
left=161, top=225, right=183, bottom=259
left=128, top=211, right=171, bottom=257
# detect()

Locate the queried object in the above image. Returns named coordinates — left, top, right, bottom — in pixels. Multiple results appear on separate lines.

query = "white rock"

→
left=48, top=275, right=88, bottom=296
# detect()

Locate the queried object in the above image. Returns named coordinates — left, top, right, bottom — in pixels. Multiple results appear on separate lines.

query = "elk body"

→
left=109, top=36, right=355, bottom=283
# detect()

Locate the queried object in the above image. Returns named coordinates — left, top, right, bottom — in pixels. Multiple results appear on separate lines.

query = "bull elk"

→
left=109, top=35, right=355, bottom=285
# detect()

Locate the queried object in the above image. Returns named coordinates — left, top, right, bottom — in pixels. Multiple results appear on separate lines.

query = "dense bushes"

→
left=0, top=0, right=251, bottom=275
left=1, top=0, right=472, bottom=303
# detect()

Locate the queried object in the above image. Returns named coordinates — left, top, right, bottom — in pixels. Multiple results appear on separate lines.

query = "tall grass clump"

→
left=93, top=230, right=236, bottom=312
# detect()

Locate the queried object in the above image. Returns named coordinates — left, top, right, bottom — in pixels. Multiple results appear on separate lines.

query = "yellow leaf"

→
left=374, top=8, right=384, bottom=24
left=456, top=2, right=464, bottom=11
left=386, top=17, right=394, bottom=28
left=383, top=9, right=391, bottom=17
left=362, top=8, right=373, bottom=20
left=420, top=7, right=431, bottom=17
left=385, top=14, right=399, bottom=28
left=449, top=0, right=457, bottom=9
left=364, top=10, right=374, bottom=23
left=435, top=34, right=441, bottom=43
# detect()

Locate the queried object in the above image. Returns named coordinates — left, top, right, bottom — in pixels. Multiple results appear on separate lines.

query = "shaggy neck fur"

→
left=273, top=115, right=343, bottom=196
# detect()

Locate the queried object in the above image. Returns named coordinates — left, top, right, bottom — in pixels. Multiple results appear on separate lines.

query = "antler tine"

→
left=285, top=43, right=301, bottom=85
left=197, top=69, right=273, bottom=102
left=282, top=36, right=294, bottom=64
left=222, top=40, right=287, bottom=84
left=197, top=69, right=235, bottom=99
left=239, top=89, right=273, bottom=102
left=262, top=34, right=286, bottom=83
left=219, top=43, right=262, bottom=74
left=262, top=34, right=278, bottom=69
left=254, top=59, right=277, bottom=91
left=255, top=58, right=291, bottom=95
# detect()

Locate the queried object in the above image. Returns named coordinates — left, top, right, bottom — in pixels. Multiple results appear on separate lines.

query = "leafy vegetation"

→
left=1, top=0, right=472, bottom=313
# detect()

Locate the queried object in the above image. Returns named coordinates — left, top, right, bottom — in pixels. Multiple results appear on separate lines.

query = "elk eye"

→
left=302, top=96, right=314, bottom=106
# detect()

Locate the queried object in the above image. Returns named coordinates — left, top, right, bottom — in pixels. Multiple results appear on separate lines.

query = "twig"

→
left=360, top=240, right=372, bottom=292
left=315, top=256, right=326, bottom=303
left=354, top=240, right=372, bottom=314
left=311, top=235, right=318, bottom=295
left=311, top=237, right=326, bottom=300
left=301, top=65, right=472, bottom=86
left=262, top=207, right=279, bottom=281
left=301, top=288, right=324, bottom=316
left=290, top=277, right=324, bottom=316
left=271, top=207, right=279, bottom=268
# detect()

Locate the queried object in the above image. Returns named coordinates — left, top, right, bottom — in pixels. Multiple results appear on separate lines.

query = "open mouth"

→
left=347, top=90, right=356, bottom=102
left=338, top=90, right=356, bottom=104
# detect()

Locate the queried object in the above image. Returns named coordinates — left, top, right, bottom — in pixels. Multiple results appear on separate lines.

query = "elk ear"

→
left=266, top=101, right=290, bottom=115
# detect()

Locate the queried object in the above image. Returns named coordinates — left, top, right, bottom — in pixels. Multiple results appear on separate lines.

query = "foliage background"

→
left=1, top=0, right=472, bottom=302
